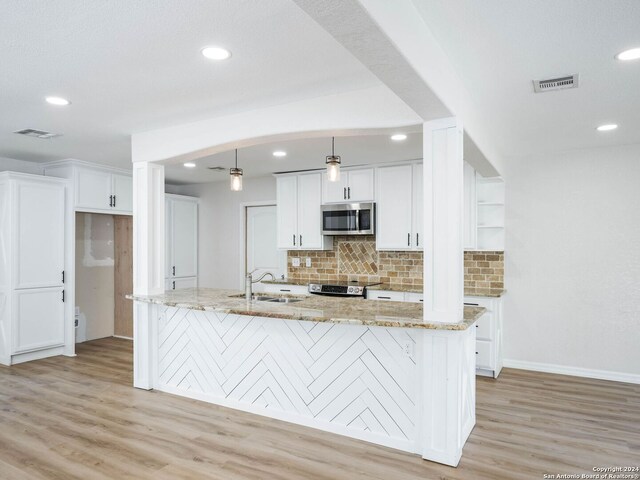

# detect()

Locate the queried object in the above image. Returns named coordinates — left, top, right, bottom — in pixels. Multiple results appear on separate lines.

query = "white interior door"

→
left=247, top=205, right=285, bottom=283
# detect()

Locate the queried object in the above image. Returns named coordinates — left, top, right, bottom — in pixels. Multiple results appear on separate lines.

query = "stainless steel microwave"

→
left=321, top=203, right=375, bottom=235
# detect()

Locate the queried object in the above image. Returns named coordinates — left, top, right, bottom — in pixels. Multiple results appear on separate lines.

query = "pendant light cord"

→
left=332, top=137, right=335, bottom=156
left=235, top=149, right=238, bottom=169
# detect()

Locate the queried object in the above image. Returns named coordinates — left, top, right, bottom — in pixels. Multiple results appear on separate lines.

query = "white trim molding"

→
left=503, top=359, right=640, bottom=385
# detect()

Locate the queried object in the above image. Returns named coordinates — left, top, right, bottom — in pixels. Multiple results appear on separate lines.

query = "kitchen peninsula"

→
left=129, top=288, right=483, bottom=466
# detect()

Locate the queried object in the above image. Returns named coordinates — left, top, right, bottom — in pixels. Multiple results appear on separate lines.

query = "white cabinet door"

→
left=322, top=174, right=348, bottom=203
left=15, top=181, right=65, bottom=289
left=173, top=277, right=197, bottom=289
left=277, top=176, right=298, bottom=249
left=463, top=162, right=477, bottom=250
left=412, top=163, right=423, bottom=250
left=376, top=164, right=413, bottom=250
left=112, top=174, right=133, bottom=213
left=297, top=173, right=323, bottom=249
left=347, top=169, right=374, bottom=202
left=76, top=168, right=111, bottom=210
left=13, top=287, right=65, bottom=353
left=170, top=199, right=198, bottom=278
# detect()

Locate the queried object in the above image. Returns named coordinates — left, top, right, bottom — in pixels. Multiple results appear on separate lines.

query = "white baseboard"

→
left=503, top=359, right=640, bottom=385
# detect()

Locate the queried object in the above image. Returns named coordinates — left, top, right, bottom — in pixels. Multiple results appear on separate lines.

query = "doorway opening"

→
left=242, top=204, right=285, bottom=291
left=74, top=213, right=133, bottom=343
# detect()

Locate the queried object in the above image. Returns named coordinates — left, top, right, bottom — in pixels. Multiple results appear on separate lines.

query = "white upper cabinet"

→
left=166, top=195, right=198, bottom=281
left=412, top=163, right=424, bottom=250
left=111, top=174, right=133, bottom=213
left=277, top=173, right=332, bottom=251
left=376, top=164, right=415, bottom=250
left=43, top=160, right=133, bottom=215
left=276, top=175, right=298, bottom=249
left=15, top=180, right=65, bottom=289
left=322, top=168, right=374, bottom=203
left=76, top=169, right=112, bottom=210
left=297, top=173, right=323, bottom=249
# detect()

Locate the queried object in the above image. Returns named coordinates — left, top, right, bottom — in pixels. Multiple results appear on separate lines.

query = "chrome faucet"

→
left=245, top=270, right=276, bottom=300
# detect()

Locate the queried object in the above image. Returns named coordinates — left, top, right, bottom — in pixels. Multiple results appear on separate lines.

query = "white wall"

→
left=503, top=143, right=640, bottom=380
left=0, top=156, right=43, bottom=174
left=173, top=175, right=277, bottom=289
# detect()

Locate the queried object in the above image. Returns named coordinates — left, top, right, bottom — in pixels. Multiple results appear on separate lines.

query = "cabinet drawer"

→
left=475, top=339, right=493, bottom=369
left=474, top=313, right=493, bottom=340
left=262, top=284, right=309, bottom=296
left=404, top=292, right=424, bottom=303
left=367, top=290, right=405, bottom=302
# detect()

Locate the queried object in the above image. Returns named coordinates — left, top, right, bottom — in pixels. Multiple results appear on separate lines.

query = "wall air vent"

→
left=14, top=128, right=61, bottom=139
left=533, top=74, right=579, bottom=93
left=207, top=166, right=226, bottom=171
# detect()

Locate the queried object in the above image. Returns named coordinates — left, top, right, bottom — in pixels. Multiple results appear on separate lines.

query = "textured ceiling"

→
left=412, top=0, right=640, bottom=157
left=0, top=0, right=381, bottom=169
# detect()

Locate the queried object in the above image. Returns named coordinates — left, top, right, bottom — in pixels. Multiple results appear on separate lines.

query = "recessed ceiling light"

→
left=184, top=162, right=196, bottom=168
left=45, top=96, right=70, bottom=106
left=201, top=46, right=231, bottom=60
left=272, top=151, right=287, bottom=157
left=596, top=124, right=618, bottom=132
left=391, top=134, right=407, bottom=141
left=615, top=47, right=640, bottom=61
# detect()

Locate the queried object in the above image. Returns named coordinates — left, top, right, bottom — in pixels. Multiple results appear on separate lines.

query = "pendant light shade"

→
left=230, top=149, right=243, bottom=191
left=325, top=137, right=341, bottom=183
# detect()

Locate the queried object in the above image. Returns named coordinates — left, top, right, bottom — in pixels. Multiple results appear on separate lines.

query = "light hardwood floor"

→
left=0, top=338, right=638, bottom=480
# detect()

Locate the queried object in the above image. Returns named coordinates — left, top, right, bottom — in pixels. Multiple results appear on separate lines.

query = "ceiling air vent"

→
left=14, top=128, right=61, bottom=139
left=207, top=166, right=225, bottom=171
left=533, top=74, right=579, bottom=93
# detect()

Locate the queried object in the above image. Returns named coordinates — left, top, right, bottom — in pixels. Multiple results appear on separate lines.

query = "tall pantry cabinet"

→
left=0, top=172, right=72, bottom=365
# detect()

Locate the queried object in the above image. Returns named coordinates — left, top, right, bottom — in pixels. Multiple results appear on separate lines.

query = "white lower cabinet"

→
left=14, top=287, right=65, bottom=353
left=167, top=276, right=198, bottom=290
left=366, top=288, right=503, bottom=378
left=464, top=295, right=503, bottom=378
left=261, top=284, right=310, bottom=296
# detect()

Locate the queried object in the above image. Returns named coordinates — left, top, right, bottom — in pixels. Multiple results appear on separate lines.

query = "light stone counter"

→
left=127, top=287, right=484, bottom=330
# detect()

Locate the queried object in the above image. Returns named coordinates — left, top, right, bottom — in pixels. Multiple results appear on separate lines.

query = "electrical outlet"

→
left=402, top=340, right=415, bottom=359
left=305, top=257, right=311, bottom=267
left=292, top=257, right=301, bottom=267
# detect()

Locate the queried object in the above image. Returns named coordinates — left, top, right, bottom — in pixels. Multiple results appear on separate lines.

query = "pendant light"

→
left=230, top=149, right=243, bottom=191
left=325, top=136, right=341, bottom=182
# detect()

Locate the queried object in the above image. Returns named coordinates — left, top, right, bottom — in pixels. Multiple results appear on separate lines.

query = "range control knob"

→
left=347, top=287, right=354, bottom=294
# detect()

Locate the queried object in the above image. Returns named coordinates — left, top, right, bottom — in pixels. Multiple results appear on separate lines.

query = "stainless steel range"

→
left=308, top=281, right=381, bottom=297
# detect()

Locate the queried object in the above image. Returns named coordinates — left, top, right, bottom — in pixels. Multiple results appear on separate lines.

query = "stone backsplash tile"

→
left=287, top=238, right=504, bottom=290
left=287, top=236, right=423, bottom=289
left=464, top=251, right=504, bottom=289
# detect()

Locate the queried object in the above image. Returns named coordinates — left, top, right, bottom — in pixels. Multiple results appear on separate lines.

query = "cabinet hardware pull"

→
left=416, top=233, right=419, bottom=246
left=347, top=187, right=351, bottom=199
left=343, top=187, right=346, bottom=199
left=109, top=195, right=113, bottom=207
left=407, top=233, right=410, bottom=246
left=62, top=270, right=65, bottom=284
left=62, top=290, right=65, bottom=303
left=172, top=266, right=176, bottom=276
left=299, top=235, right=302, bottom=246
left=113, top=195, right=116, bottom=208
left=293, top=234, right=296, bottom=246
left=378, top=296, right=391, bottom=300
left=280, top=289, right=291, bottom=292
left=172, top=281, right=175, bottom=290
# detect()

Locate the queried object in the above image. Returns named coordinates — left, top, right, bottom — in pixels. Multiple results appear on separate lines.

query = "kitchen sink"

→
left=229, top=294, right=303, bottom=304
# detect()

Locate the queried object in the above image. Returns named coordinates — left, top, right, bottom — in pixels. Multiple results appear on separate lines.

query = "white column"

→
left=419, top=327, right=476, bottom=466
left=423, top=118, right=464, bottom=324
left=132, top=162, right=165, bottom=390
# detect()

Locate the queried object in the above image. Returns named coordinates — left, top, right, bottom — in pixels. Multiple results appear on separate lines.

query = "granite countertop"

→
left=262, top=279, right=506, bottom=297
left=127, top=288, right=484, bottom=331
